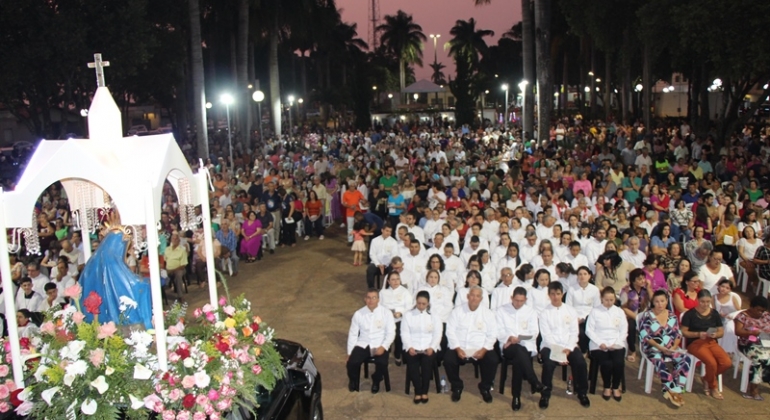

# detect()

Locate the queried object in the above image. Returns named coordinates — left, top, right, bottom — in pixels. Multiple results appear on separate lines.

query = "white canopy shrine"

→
left=0, top=54, right=219, bottom=386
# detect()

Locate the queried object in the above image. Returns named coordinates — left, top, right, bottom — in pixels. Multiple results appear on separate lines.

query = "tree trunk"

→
left=269, top=25, right=282, bottom=138
left=188, top=0, right=208, bottom=160
left=561, top=50, right=568, bottom=116
left=399, top=57, right=406, bottom=104
left=622, top=66, right=631, bottom=124
left=236, top=0, right=250, bottom=149
left=521, top=0, right=535, bottom=138
left=534, top=0, right=551, bottom=142
left=248, top=41, right=256, bottom=135
left=604, top=52, right=612, bottom=121
left=642, top=43, right=651, bottom=130
left=589, top=43, right=597, bottom=119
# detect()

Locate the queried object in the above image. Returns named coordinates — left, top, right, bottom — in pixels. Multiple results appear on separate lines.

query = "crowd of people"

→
left=4, top=116, right=770, bottom=412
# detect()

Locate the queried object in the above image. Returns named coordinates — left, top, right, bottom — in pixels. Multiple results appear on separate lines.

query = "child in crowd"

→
left=351, top=220, right=371, bottom=266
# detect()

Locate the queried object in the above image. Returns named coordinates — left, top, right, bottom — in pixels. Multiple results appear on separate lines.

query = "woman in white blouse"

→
left=455, top=270, right=490, bottom=308
left=466, top=257, right=495, bottom=295
left=529, top=269, right=551, bottom=314
left=586, top=286, right=629, bottom=401
left=566, top=266, right=602, bottom=353
left=402, top=290, right=443, bottom=404
left=737, top=225, right=762, bottom=287
left=380, top=272, right=415, bottom=366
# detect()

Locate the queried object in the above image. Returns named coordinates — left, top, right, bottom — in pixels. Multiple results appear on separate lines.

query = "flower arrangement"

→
left=0, top=338, right=31, bottom=414
left=144, top=294, right=284, bottom=420
left=18, top=282, right=284, bottom=420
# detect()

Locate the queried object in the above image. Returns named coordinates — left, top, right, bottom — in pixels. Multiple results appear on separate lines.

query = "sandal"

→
left=711, top=390, right=724, bottom=400
left=742, top=393, right=755, bottom=399
left=664, top=390, right=683, bottom=407
left=754, top=394, right=764, bottom=401
left=699, top=376, right=710, bottom=396
left=626, top=354, right=636, bottom=363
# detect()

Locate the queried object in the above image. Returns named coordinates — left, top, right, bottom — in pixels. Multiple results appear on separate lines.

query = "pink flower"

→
left=97, top=322, right=117, bottom=339
left=205, top=312, right=216, bottom=322
left=222, top=305, right=235, bottom=316
left=254, top=333, right=266, bottom=345
left=193, top=412, right=207, bottom=420
left=204, top=403, right=215, bottom=415
left=0, top=402, right=9, bottom=413
left=0, top=365, right=8, bottom=378
left=39, top=322, right=56, bottom=335
left=168, top=352, right=181, bottom=363
left=168, top=389, right=182, bottom=402
left=209, top=413, right=220, bottom=420
left=162, top=410, right=176, bottom=420
left=181, top=375, right=196, bottom=389
left=192, top=308, right=202, bottom=318
left=252, top=364, right=262, bottom=375
left=218, top=297, right=226, bottom=306
left=207, top=389, right=219, bottom=401
left=72, top=312, right=86, bottom=325
left=89, top=349, right=105, bottom=367
left=15, top=401, right=33, bottom=416
left=168, top=326, right=180, bottom=336
left=64, top=283, right=82, bottom=298
left=202, top=304, right=213, bottom=313
left=0, top=385, right=9, bottom=400
left=176, top=411, right=191, bottom=420
left=144, top=394, right=164, bottom=412
left=195, top=394, right=208, bottom=406
left=216, top=399, right=232, bottom=411
left=5, top=379, right=16, bottom=391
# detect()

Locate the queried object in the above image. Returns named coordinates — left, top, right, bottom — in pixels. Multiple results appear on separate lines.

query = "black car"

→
left=230, top=339, right=323, bottom=420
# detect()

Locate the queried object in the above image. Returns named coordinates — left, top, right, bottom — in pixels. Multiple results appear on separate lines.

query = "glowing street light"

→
left=287, top=95, right=295, bottom=135
left=635, top=84, right=643, bottom=92
left=252, top=90, right=265, bottom=140
left=205, top=102, right=212, bottom=109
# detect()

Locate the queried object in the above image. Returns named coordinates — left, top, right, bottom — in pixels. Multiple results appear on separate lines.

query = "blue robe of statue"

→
left=79, top=231, right=153, bottom=329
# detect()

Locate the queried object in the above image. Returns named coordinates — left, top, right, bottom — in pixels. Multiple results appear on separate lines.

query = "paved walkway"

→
left=184, top=228, right=770, bottom=419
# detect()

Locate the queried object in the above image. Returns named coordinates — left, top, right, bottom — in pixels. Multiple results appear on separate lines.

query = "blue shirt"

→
left=682, top=192, right=700, bottom=205
left=651, top=235, right=676, bottom=250
left=388, top=194, right=405, bottom=216
left=216, top=229, right=238, bottom=253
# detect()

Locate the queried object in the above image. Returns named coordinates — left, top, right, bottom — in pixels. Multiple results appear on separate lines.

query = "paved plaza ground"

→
left=185, top=228, right=770, bottom=419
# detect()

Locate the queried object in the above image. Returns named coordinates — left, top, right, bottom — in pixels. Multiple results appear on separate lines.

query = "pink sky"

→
left=336, top=0, right=521, bottom=81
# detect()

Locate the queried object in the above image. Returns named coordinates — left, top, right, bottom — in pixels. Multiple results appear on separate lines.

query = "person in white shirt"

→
left=402, top=241, right=427, bottom=279
left=538, top=282, right=591, bottom=409
left=519, top=232, right=540, bottom=264
left=442, top=224, right=461, bottom=256
left=50, top=259, right=77, bottom=298
left=380, top=273, right=415, bottom=366
left=562, top=241, right=589, bottom=270
left=26, top=262, right=50, bottom=297
left=417, top=270, right=454, bottom=325
left=424, top=254, right=455, bottom=290
left=455, top=270, right=490, bottom=308
left=586, top=287, right=629, bottom=401
left=423, top=211, right=443, bottom=246
left=440, top=244, right=464, bottom=286
left=620, top=236, right=646, bottom=267
left=405, top=213, right=426, bottom=245
left=460, top=236, right=485, bottom=267
left=476, top=251, right=497, bottom=295
left=698, top=249, right=735, bottom=292
left=346, top=289, right=396, bottom=393
left=582, top=228, right=608, bottom=271
left=444, top=286, right=499, bottom=403
left=528, top=269, right=551, bottom=314
left=491, top=267, right=517, bottom=310
left=15, top=277, right=43, bottom=312
left=39, top=282, right=66, bottom=311
left=402, top=290, right=443, bottom=403
left=566, top=266, right=602, bottom=353
left=497, top=243, right=523, bottom=277
left=491, top=233, right=512, bottom=266
left=496, top=287, right=546, bottom=411
left=533, top=248, right=558, bottom=280
left=366, top=225, right=398, bottom=289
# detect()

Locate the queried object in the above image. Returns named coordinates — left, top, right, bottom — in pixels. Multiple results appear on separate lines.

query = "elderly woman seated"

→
left=734, top=296, right=770, bottom=400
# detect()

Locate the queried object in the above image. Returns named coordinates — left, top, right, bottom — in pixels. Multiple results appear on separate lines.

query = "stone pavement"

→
left=184, top=228, right=770, bottom=419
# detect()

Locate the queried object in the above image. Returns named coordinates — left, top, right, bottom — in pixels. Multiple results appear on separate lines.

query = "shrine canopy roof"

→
left=3, top=134, right=199, bottom=228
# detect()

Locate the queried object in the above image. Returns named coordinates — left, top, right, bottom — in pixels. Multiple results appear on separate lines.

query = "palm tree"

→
left=430, top=61, right=446, bottom=85
left=447, top=18, right=494, bottom=69
left=377, top=10, right=427, bottom=100
left=534, top=0, right=552, bottom=141
left=447, top=18, right=493, bottom=125
left=188, top=0, right=208, bottom=159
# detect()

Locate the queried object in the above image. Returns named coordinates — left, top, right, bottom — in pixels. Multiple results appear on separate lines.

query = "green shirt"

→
left=379, top=175, right=398, bottom=189
left=622, top=176, right=642, bottom=203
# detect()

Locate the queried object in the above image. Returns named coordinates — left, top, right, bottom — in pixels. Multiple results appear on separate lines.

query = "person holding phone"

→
left=680, top=289, right=732, bottom=400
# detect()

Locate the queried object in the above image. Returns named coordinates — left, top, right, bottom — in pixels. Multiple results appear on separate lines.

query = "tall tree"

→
left=430, top=62, right=447, bottom=85
left=236, top=0, right=250, bottom=146
left=534, top=0, right=552, bottom=142
left=448, top=18, right=494, bottom=126
left=377, top=10, right=427, bottom=102
left=189, top=0, right=209, bottom=159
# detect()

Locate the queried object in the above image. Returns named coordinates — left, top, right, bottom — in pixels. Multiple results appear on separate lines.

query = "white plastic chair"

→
left=758, top=276, right=770, bottom=298
left=680, top=312, right=723, bottom=393
left=636, top=313, right=656, bottom=394
left=735, top=262, right=748, bottom=293
left=732, top=351, right=752, bottom=393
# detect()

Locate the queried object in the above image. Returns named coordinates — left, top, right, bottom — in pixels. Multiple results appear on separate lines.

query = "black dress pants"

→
left=404, top=352, right=436, bottom=395
left=502, top=344, right=539, bottom=397
left=590, top=349, right=625, bottom=389
left=540, top=347, right=588, bottom=397
left=346, top=346, right=389, bottom=387
left=443, top=347, right=499, bottom=392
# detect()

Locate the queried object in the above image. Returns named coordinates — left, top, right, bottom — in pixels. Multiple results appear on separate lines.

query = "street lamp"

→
left=220, top=93, right=234, bottom=171
left=429, top=34, right=441, bottom=63
left=502, top=83, right=509, bottom=130
left=297, top=98, right=303, bottom=123
left=251, top=90, right=265, bottom=142
left=635, top=84, right=643, bottom=92
left=205, top=102, right=212, bottom=109
left=413, top=93, right=419, bottom=105
left=517, top=81, right=528, bottom=133
left=287, top=95, right=295, bottom=137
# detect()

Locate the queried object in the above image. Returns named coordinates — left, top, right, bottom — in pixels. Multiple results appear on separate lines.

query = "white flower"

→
left=59, top=340, right=87, bottom=361
left=34, top=365, right=49, bottom=382
left=41, top=387, right=60, bottom=405
left=105, top=366, right=115, bottom=376
left=90, top=375, right=109, bottom=394
left=118, top=296, right=138, bottom=312
left=183, top=358, right=195, bottom=368
left=125, top=331, right=154, bottom=356
left=81, top=399, right=97, bottom=415
left=18, top=387, right=32, bottom=402
left=133, top=364, right=153, bottom=380
left=214, top=321, right=225, bottom=330
left=194, top=371, right=210, bottom=388
left=65, top=360, right=88, bottom=377
left=128, top=394, right=144, bottom=410
left=63, top=373, right=77, bottom=386
left=53, top=305, right=76, bottom=320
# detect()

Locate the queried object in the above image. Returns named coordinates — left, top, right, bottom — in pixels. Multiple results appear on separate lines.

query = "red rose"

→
left=251, top=322, right=259, bottom=332
left=214, top=340, right=229, bottom=353
left=9, top=389, right=22, bottom=407
left=83, top=291, right=103, bottom=315
left=182, top=394, right=196, bottom=409
left=19, top=338, right=29, bottom=349
left=176, top=347, right=191, bottom=360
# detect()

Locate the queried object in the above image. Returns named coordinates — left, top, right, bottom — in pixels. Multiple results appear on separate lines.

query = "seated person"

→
left=587, top=286, right=629, bottom=401
left=401, top=291, right=442, bottom=404
left=733, top=296, right=770, bottom=400
left=346, top=289, right=396, bottom=394
left=15, top=277, right=43, bottom=312
left=538, top=281, right=591, bottom=409
left=39, top=282, right=66, bottom=311
left=444, top=286, right=499, bottom=403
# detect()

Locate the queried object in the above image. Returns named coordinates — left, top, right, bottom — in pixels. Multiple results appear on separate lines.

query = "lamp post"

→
left=501, top=84, right=509, bottom=130
left=429, top=34, right=441, bottom=63
left=287, top=95, right=295, bottom=138
left=251, top=90, right=264, bottom=143
left=634, top=83, right=643, bottom=118
left=297, top=98, right=303, bottom=124
left=220, top=93, right=234, bottom=171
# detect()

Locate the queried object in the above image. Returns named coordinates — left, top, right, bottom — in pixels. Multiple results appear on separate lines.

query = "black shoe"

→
left=371, top=382, right=380, bottom=394
left=602, top=393, right=611, bottom=401
left=613, top=394, right=622, bottom=402
left=394, top=358, right=402, bottom=367
left=421, top=396, right=428, bottom=404
left=269, top=249, right=274, bottom=254
left=413, top=397, right=421, bottom=404
left=532, top=382, right=546, bottom=394
left=480, top=388, right=493, bottom=403
left=539, top=396, right=550, bottom=409
left=512, top=397, right=522, bottom=411
left=451, top=389, right=462, bottom=402
left=348, top=381, right=358, bottom=392
left=578, top=394, right=591, bottom=407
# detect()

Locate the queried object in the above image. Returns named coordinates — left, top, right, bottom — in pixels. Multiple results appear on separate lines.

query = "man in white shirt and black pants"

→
left=366, top=225, right=398, bottom=289
left=346, top=289, right=396, bottom=393
left=538, top=282, right=590, bottom=409
left=496, top=287, right=545, bottom=411
left=444, top=286, right=499, bottom=403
